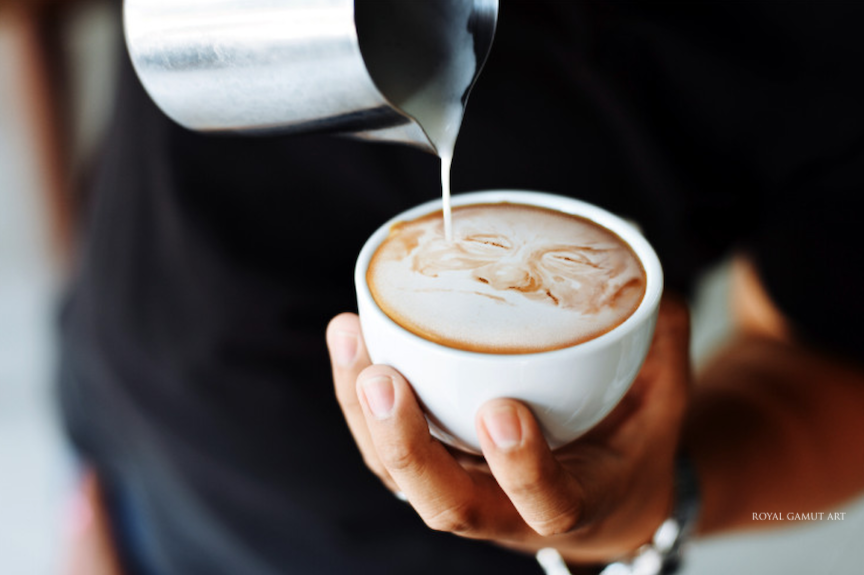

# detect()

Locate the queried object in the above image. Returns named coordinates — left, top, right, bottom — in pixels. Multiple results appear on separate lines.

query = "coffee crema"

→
left=367, top=203, right=647, bottom=354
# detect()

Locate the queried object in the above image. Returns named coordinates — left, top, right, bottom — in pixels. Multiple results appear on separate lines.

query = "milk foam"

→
left=368, top=204, right=647, bottom=354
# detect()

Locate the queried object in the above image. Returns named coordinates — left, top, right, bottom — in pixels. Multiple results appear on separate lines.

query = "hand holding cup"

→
left=327, top=296, right=692, bottom=564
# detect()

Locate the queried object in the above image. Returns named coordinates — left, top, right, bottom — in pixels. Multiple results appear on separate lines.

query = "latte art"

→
left=367, top=203, right=647, bottom=353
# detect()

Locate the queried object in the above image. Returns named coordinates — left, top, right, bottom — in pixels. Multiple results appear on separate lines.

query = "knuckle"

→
left=504, top=460, right=562, bottom=500
left=527, top=503, right=582, bottom=537
left=503, top=465, right=585, bottom=537
left=507, top=471, right=546, bottom=498
left=378, top=439, right=423, bottom=475
left=424, top=501, right=480, bottom=534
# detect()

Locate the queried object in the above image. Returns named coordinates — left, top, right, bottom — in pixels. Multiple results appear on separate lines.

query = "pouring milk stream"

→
left=357, top=0, right=482, bottom=241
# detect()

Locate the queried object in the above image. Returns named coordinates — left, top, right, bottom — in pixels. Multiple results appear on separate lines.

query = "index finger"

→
left=327, top=313, right=395, bottom=488
left=357, top=365, right=527, bottom=540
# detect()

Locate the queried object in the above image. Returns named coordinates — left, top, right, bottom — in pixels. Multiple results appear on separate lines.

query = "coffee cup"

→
left=355, top=190, right=663, bottom=453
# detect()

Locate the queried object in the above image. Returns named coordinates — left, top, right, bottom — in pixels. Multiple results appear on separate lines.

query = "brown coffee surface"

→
left=368, top=203, right=647, bottom=354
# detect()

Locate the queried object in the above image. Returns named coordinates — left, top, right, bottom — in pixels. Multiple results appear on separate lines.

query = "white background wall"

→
left=0, top=4, right=116, bottom=574
left=0, top=14, right=69, bottom=575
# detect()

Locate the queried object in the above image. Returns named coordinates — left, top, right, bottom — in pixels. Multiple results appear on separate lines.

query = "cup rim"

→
left=355, top=190, right=664, bottom=361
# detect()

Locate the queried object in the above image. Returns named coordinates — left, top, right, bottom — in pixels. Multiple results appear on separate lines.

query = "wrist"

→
left=599, top=453, right=702, bottom=575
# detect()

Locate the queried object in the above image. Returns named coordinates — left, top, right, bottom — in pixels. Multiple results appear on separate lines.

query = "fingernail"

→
left=482, top=404, right=522, bottom=450
left=360, top=376, right=395, bottom=419
left=331, top=330, right=358, bottom=367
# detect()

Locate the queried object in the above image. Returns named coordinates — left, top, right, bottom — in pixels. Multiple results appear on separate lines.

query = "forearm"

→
left=684, top=334, right=864, bottom=535
left=1, top=1, right=77, bottom=261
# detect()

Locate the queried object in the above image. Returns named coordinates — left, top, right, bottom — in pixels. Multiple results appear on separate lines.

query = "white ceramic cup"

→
left=355, top=190, right=663, bottom=453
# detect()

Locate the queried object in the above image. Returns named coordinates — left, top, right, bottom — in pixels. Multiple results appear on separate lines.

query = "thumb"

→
left=476, top=399, right=586, bottom=537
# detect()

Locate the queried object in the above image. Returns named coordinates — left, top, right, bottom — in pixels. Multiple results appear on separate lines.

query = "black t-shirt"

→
left=60, top=2, right=863, bottom=574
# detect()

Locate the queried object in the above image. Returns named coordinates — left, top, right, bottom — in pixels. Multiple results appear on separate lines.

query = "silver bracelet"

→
left=536, top=454, right=701, bottom=575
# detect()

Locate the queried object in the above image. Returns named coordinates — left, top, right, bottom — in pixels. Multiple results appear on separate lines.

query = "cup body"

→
left=355, top=191, right=663, bottom=453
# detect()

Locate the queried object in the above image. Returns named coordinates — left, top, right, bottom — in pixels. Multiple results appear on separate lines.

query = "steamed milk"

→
left=368, top=204, right=647, bottom=354
left=356, top=0, right=477, bottom=240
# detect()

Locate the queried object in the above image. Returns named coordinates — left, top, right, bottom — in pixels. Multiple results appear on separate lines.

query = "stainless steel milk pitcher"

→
left=123, top=0, right=498, bottom=154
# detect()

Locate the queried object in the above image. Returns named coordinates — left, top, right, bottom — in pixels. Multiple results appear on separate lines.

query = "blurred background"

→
left=0, top=2, right=862, bottom=574
left=1, top=2, right=117, bottom=573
